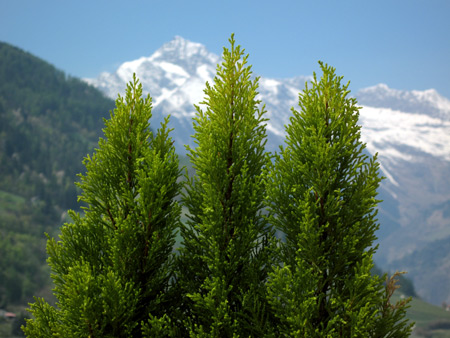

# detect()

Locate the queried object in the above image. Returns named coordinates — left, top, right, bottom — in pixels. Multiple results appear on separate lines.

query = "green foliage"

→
left=370, top=272, right=414, bottom=337
left=24, top=75, right=181, bottom=337
left=0, top=38, right=413, bottom=337
left=266, top=62, right=413, bottom=336
left=176, top=35, right=276, bottom=337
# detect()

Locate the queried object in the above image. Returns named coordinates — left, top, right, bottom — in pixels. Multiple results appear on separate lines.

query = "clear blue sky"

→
left=1, top=0, right=449, bottom=97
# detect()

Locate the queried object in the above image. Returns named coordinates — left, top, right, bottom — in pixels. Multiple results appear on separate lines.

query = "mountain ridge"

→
left=357, top=83, right=450, bottom=120
left=85, top=36, right=450, bottom=162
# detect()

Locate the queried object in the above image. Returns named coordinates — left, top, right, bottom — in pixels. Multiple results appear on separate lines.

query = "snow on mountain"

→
left=258, top=76, right=311, bottom=137
left=359, top=107, right=450, bottom=162
left=86, top=36, right=222, bottom=151
left=357, top=83, right=450, bottom=120
left=85, top=36, right=219, bottom=108
left=85, top=36, right=450, bottom=304
left=355, top=84, right=450, bottom=196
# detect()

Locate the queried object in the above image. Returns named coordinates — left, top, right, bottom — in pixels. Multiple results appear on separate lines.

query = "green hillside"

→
left=401, top=295, right=450, bottom=337
left=0, top=41, right=115, bottom=308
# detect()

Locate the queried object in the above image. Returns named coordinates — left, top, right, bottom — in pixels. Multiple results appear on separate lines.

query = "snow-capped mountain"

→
left=352, top=85, right=450, bottom=304
left=86, top=36, right=220, bottom=143
left=85, top=36, right=311, bottom=154
left=85, top=36, right=450, bottom=165
left=88, top=36, right=219, bottom=106
left=357, top=83, right=450, bottom=120
left=85, top=36, right=450, bottom=305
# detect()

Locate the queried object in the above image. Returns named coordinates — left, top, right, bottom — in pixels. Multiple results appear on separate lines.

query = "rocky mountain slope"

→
left=85, top=36, right=450, bottom=305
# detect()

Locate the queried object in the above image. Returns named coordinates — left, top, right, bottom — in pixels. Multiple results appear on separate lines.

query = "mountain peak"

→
left=84, top=36, right=220, bottom=101
left=149, top=36, right=218, bottom=64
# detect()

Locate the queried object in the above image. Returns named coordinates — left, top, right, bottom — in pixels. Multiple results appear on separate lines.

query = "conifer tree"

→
left=24, top=75, right=181, bottom=337
left=266, top=62, right=413, bottom=337
left=176, top=35, right=276, bottom=337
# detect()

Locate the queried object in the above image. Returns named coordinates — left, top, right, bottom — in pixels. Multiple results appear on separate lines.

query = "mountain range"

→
left=86, top=36, right=450, bottom=305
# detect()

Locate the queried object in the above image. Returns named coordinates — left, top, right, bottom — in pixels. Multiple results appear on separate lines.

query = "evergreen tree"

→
left=266, top=62, right=413, bottom=337
left=24, top=75, right=181, bottom=337
left=176, top=35, right=276, bottom=337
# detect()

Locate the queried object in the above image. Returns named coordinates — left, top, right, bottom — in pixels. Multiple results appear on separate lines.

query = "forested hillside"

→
left=0, top=42, right=115, bottom=307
